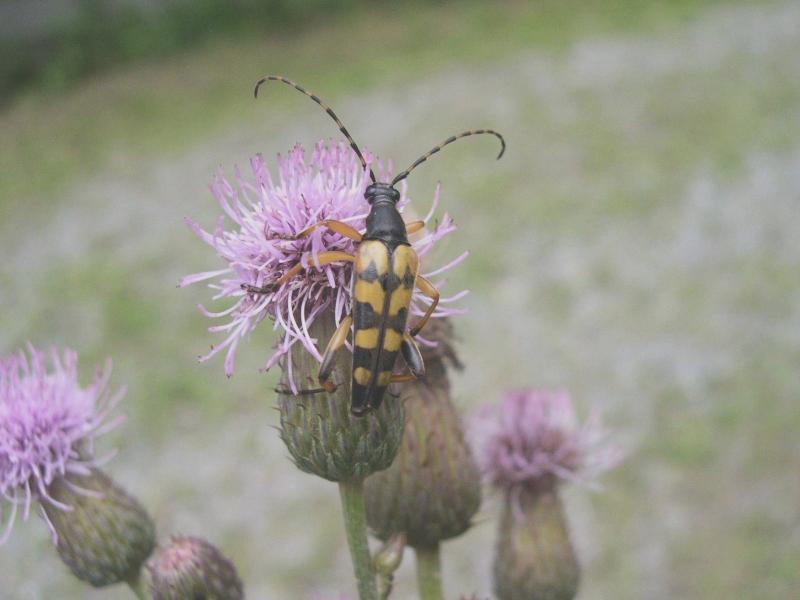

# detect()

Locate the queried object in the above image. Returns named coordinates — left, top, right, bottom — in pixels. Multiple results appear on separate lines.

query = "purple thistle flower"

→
left=0, top=345, right=124, bottom=543
left=180, top=140, right=467, bottom=386
left=473, top=389, right=621, bottom=494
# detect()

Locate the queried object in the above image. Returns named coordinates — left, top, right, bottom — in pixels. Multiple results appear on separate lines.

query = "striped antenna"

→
left=391, top=129, right=505, bottom=186
left=254, top=75, right=376, bottom=184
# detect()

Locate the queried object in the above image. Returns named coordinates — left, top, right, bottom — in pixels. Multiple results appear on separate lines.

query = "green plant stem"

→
left=339, top=477, right=378, bottom=600
left=127, top=574, right=148, bottom=599
left=415, top=544, right=443, bottom=600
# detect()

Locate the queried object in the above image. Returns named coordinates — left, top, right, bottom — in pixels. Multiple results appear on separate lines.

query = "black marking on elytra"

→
left=401, top=266, right=415, bottom=289
left=351, top=382, right=370, bottom=416
left=358, top=260, right=380, bottom=282
left=368, top=385, right=389, bottom=410
left=382, top=269, right=401, bottom=293
left=353, top=346, right=373, bottom=370
left=353, top=301, right=379, bottom=329
left=360, top=283, right=394, bottom=406
left=386, top=312, right=407, bottom=333
left=375, top=350, right=398, bottom=378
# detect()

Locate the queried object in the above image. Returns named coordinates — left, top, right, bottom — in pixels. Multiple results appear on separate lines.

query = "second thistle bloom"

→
left=180, top=141, right=467, bottom=384
left=0, top=345, right=124, bottom=543
left=475, top=389, right=620, bottom=494
left=474, top=390, right=620, bottom=600
left=0, top=346, right=155, bottom=587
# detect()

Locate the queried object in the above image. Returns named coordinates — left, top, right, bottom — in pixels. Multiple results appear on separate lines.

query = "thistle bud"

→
left=146, top=535, right=244, bottom=600
left=278, top=314, right=404, bottom=482
left=42, top=469, right=156, bottom=587
left=364, top=319, right=481, bottom=547
left=494, top=485, right=579, bottom=600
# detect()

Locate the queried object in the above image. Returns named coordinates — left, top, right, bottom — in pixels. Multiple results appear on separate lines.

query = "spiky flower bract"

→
left=0, top=345, right=124, bottom=543
left=43, top=468, right=156, bottom=587
left=180, top=140, right=467, bottom=386
left=277, top=315, right=404, bottom=482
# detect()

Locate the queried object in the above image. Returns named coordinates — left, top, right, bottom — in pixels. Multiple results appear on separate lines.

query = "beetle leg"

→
left=241, top=251, right=355, bottom=295
left=389, top=373, right=417, bottom=383
left=404, top=220, right=425, bottom=235
left=409, top=275, right=440, bottom=337
left=274, top=385, right=329, bottom=396
left=385, top=334, right=426, bottom=385
left=280, top=219, right=363, bottom=242
left=399, top=332, right=425, bottom=379
left=318, top=314, right=353, bottom=392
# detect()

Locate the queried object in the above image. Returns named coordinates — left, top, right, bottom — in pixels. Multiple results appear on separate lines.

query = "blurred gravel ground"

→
left=1, top=1, right=799, bottom=598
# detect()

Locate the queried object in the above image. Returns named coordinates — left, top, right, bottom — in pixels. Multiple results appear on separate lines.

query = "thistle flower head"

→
left=0, top=345, right=123, bottom=543
left=180, top=140, right=467, bottom=385
left=474, top=389, right=620, bottom=493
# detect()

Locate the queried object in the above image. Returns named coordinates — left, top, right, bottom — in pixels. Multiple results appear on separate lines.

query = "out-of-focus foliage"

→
left=1, top=0, right=373, bottom=99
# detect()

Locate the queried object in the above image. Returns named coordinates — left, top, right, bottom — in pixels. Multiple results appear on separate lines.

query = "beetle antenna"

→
left=391, top=129, right=505, bottom=186
left=255, top=75, right=377, bottom=184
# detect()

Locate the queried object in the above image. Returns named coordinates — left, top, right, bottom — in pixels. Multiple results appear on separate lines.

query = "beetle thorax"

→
left=363, top=184, right=408, bottom=248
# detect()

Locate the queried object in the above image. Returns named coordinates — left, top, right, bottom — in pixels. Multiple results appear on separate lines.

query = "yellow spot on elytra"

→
left=377, top=371, right=393, bottom=387
left=388, top=286, right=413, bottom=317
left=353, top=367, right=371, bottom=386
left=392, top=245, right=419, bottom=279
left=355, top=328, right=380, bottom=349
left=356, top=240, right=390, bottom=274
left=354, top=279, right=384, bottom=312
left=383, top=329, right=403, bottom=352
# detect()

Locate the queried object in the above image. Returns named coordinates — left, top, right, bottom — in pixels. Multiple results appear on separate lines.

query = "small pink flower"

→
left=180, top=140, right=467, bottom=386
left=473, top=389, right=621, bottom=492
left=0, top=345, right=124, bottom=543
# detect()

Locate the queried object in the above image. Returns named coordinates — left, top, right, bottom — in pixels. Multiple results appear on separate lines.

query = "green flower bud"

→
left=42, top=468, right=155, bottom=588
left=146, top=536, right=244, bottom=600
left=278, top=312, right=405, bottom=482
left=494, top=486, right=580, bottom=600
left=373, top=532, right=406, bottom=600
left=364, top=319, right=481, bottom=548
left=373, top=532, right=406, bottom=575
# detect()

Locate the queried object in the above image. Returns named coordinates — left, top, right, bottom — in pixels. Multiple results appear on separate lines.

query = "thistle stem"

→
left=339, top=477, right=378, bottom=600
left=127, top=574, right=148, bottom=599
left=415, top=544, right=444, bottom=600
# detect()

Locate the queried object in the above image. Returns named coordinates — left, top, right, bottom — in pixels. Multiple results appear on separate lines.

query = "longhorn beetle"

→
left=245, top=75, right=505, bottom=416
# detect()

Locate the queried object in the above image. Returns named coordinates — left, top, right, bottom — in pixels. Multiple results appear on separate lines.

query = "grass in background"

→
left=1, top=0, right=367, bottom=99
left=1, top=1, right=798, bottom=597
left=1, top=0, right=749, bottom=212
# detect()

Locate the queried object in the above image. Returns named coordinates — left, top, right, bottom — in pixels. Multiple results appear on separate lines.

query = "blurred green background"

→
left=1, top=0, right=799, bottom=598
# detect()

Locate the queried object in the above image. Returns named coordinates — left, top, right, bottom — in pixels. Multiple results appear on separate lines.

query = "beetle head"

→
left=365, top=183, right=400, bottom=205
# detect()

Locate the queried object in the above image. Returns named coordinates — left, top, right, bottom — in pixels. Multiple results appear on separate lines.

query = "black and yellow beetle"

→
left=245, top=76, right=505, bottom=416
